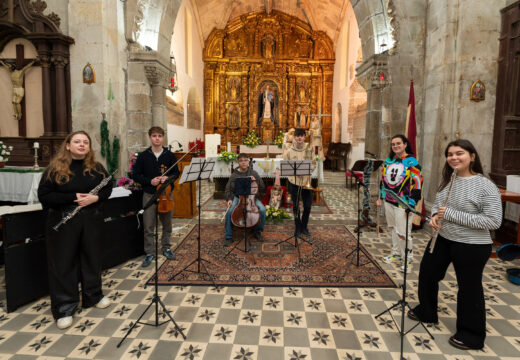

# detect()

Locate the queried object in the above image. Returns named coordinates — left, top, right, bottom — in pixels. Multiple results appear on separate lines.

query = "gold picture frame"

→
left=470, top=80, right=485, bottom=102
left=82, top=63, right=95, bottom=84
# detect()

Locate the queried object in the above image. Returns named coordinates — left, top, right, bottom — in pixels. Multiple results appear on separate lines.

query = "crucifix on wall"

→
left=0, top=44, right=37, bottom=137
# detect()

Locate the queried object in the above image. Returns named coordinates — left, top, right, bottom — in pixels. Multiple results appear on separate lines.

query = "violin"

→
left=231, top=159, right=260, bottom=228
left=157, top=164, right=174, bottom=213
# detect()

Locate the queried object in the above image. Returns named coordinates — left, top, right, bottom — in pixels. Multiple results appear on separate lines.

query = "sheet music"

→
left=279, top=160, right=313, bottom=177
left=179, top=158, right=215, bottom=184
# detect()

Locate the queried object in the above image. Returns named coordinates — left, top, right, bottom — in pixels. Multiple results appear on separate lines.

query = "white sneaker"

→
left=382, top=255, right=401, bottom=264
left=401, top=261, right=413, bottom=273
left=95, top=296, right=111, bottom=309
left=56, top=316, right=73, bottom=330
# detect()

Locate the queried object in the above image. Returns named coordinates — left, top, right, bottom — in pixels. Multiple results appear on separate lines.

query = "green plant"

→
left=265, top=205, right=291, bottom=223
left=100, top=117, right=120, bottom=173
left=274, top=131, right=284, bottom=148
left=217, top=151, right=238, bottom=163
left=243, top=130, right=261, bottom=148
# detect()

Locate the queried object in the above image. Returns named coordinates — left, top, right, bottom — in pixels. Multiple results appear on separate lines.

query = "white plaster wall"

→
left=167, top=0, right=204, bottom=150
left=331, top=3, right=362, bottom=167
left=68, top=0, right=127, bottom=169
left=0, top=39, right=43, bottom=137
left=45, top=0, right=69, bottom=34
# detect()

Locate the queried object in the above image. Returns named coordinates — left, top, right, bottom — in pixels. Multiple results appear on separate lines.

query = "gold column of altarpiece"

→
left=203, top=10, right=334, bottom=152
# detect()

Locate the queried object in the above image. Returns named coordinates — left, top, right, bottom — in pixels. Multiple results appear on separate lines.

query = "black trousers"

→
left=45, top=207, right=104, bottom=320
left=413, top=235, right=491, bottom=349
left=288, top=183, right=312, bottom=233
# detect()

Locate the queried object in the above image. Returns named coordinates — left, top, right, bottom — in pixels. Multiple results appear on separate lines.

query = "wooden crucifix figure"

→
left=0, top=44, right=36, bottom=136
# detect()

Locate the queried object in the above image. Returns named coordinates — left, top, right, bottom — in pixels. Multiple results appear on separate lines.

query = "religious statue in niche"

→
left=297, top=79, right=308, bottom=102
left=470, top=80, right=485, bottom=102
left=293, top=106, right=309, bottom=128
left=83, top=63, right=95, bottom=84
left=258, top=83, right=278, bottom=126
left=262, top=34, right=275, bottom=59
left=308, top=116, right=324, bottom=159
left=227, top=105, right=240, bottom=128
left=0, top=58, right=36, bottom=120
left=227, top=77, right=240, bottom=101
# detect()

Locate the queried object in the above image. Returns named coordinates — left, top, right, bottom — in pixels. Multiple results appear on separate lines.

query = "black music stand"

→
left=224, top=177, right=256, bottom=263
left=353, top=159, right=383, bottom=232
left=375, top=190, right=433, bottom=360
left=118, top=172, right=185, bottom=348
left=167, top=158, right=216, bottom=286
left=276, top=160, right=313, bottom=260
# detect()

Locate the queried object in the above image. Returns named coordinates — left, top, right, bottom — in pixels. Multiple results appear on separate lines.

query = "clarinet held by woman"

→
left=409, top=139, right=502, bottom=351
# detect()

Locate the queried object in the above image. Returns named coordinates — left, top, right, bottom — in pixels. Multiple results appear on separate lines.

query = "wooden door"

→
left=490, top=1, right=520, bottom=187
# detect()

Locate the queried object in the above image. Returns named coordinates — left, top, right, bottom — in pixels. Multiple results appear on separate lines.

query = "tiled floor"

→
left=1, top=171, right=519, bottom=359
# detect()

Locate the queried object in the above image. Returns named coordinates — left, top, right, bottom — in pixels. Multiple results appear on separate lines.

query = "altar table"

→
left=0, top=166, right=43, bottom=204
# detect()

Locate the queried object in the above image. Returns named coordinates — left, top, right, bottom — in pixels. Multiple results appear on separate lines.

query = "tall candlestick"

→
left=227, top=142, right=231, bottom=152
left=34, top=142, right=39, bottom=149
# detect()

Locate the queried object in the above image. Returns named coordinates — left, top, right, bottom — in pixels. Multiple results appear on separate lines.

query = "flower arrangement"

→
left=265, top=205, right=291, bottom=223
left=243, top=130, right=261, bottom=148
left=274, top=131, right=284, bottom=148
left=217, top=150, right=238, bottom=163
left=0, top=141, right=13, bottom=163
left=128, top=152, right=139, bottom=174
left=117, top=176, right=141, bottom=191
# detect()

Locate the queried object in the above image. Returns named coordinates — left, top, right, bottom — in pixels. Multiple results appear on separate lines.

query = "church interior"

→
left=0, top=0, right=520, bottom=359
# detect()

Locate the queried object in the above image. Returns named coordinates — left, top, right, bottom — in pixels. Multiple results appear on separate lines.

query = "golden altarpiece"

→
left=203, top=10, right=334, bottom=152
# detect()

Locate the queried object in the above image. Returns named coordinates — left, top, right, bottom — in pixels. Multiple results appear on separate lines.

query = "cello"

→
left=231, top=159, right=260, bottom=228
left=157, top=164, right=174, bottom=213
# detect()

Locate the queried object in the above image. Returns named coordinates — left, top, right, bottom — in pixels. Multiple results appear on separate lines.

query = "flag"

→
left=405, top=80, right=425, bottom=228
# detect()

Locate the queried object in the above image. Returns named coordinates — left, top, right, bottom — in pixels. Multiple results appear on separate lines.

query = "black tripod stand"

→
left=168, top=158, right=216, bottom=286
left=224, top=177, right=257, bottom=264
left=343, top=170, right=371, bottom=276
left=375, top=190, right=433, bottom=360
left=118, top=175, right=186, bottom=347
left=276, top=160, right=313, bottom=260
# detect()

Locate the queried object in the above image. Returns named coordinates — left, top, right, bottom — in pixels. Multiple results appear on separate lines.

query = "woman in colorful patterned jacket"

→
left=376, top=134, right=423, bottom=273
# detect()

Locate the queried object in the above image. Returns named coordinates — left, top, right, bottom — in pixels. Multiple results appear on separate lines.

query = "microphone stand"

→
left=374, top=190, right=433, bottom=360
left=343, top=169, right=370, bottom=276
left=118, top=172, right=186, bottom=348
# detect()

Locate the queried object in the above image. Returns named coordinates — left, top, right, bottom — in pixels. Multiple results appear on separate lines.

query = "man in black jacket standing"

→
left=132, top=127, right=180, bottom=267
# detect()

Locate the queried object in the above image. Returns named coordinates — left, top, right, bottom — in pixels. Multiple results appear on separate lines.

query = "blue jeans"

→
left=225, top=196, right=266, bottom=239
left=288, top=183, right=312, bottom=233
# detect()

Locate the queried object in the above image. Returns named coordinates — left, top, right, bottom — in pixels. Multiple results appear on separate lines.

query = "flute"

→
left=429, top=168, right=457, bottom=253
left=53, top=170, right=117, bottom=231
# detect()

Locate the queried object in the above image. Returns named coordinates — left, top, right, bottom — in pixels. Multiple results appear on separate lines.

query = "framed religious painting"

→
left=83, top=63, right=95, bottom=84
left=470, top=80, right=485, bottom=102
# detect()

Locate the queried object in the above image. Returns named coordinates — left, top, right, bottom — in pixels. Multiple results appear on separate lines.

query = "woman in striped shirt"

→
left=409, top=139, right=502, bottom=350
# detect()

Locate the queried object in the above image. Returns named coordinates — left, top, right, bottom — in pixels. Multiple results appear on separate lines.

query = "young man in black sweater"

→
left=132, top=127, right=180, bottom=267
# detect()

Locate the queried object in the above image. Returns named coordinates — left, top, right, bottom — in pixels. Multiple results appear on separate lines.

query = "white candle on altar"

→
left=227, top=142, right=231, bottom=152
left=33, top=142, right=39, bottom=149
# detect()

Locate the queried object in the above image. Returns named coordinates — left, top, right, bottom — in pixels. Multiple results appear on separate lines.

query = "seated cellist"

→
left=224, top=153, right=266, bottom=246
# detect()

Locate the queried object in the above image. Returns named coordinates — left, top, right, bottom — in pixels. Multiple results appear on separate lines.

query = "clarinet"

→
left=429, top=168, right=457, bottom=253
left=53, top=170, right=117, bottom=231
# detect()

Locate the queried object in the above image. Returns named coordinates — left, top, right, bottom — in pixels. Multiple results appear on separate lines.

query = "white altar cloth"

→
left=0, top=167, right=43, bottom=204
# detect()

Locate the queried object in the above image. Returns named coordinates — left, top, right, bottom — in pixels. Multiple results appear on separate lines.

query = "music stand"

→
left=167, top=158, right=216, bottom=286
left=276, top=160, right=313, bottom=260
left=118, top=171, right=185, bottom=347
left=375, top=189, right=433, bottom=360
left=354, top=159, right=383, bottom=232
left=224, top=177, right=256, bottom=263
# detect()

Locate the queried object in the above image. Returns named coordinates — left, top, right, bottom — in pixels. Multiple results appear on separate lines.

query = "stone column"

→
left=52, top=55, right=69, bottom=136
left=144, top=64, right=169, bottom=131
left=356, top=54, right=390, bottom=158
left=38, top=53, right=53, bottom=136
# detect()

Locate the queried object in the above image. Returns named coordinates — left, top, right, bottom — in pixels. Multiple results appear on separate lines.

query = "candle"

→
left=227, top=142, right=231, bottom=152
left=34, top=142, right=39, bottom=149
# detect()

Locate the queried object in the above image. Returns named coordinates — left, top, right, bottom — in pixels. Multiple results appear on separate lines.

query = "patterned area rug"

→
left=148, top=224, right=396, bottom=288
left=201, top=195, right=334, bottom=214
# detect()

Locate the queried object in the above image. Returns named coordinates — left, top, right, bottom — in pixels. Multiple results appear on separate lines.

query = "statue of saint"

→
left=309, top=117, right=324, bottom=158
left=258, top=84, right=277, bottom=125
left=298, top=85, right=306, bottom=102
left=263, top=35, right=275, bottom=59
left=0, top=59, right=36, bottom=120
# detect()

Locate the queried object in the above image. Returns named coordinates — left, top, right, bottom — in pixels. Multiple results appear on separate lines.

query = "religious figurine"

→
left=262, top=35, right=275, bottom=59
left=298, top=85, right=306, bottom=102
left=269, top=169, right=283, bottom=209
left=227, top=106, right=239, bottom=128
left=309, top=117, right=324, bottom=158
left=227, top=78, right=239, bottom=100
left=258, top=84, right=277, bottom=125
left=0, top=59, right=36, bottom=120
left=282, top=128, right=295, bottom=155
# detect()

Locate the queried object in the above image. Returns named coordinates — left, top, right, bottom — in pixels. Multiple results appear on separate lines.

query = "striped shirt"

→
left=432, top=174, right=502, bottom=245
